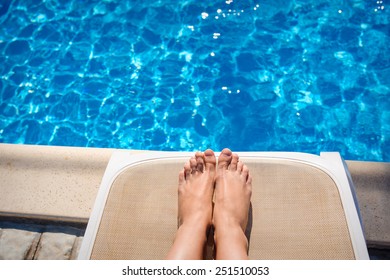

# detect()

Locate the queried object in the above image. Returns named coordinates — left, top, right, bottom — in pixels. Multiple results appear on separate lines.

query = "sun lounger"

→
left=78, top=151, right=369, bottom=259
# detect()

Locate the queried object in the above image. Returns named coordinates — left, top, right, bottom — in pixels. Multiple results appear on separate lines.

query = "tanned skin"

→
left=166, top=148, right=252, bottom=260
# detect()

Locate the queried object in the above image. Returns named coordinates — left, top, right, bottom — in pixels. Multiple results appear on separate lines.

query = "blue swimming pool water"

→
left=0, top=0, right=389, bottom=161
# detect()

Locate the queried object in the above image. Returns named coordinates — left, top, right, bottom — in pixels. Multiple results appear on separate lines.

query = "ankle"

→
left=214, top=226, right=249, bottom=260
left=180, top=218, right=210, bottom=234
left=214, top=223, right=247, bottom=242
left=176, top=222, right=209, bottom=245
left=213, top=212, right=247, bottom=233
left=181, top=213, right=212, bottom=230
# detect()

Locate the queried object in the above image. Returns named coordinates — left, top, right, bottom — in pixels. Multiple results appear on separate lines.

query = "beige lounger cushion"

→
left=89, top=157, right=355, bottom=260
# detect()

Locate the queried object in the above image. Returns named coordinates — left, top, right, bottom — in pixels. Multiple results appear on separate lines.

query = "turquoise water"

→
left=0, top=0, right=389, bottom=161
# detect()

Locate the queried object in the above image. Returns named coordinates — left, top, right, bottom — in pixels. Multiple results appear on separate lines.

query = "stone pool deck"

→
left=0, top=144, right=389, bottom=259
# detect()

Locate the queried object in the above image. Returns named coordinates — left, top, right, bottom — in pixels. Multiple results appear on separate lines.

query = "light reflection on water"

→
left=0, top=0, right=389, bottom=161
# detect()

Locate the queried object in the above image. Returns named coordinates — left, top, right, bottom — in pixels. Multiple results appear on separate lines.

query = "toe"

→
left=204, top=149, right=216, bottom=171
left=184, top=162, right=191, bottom=179
left=195, top=152, right=204, bottom=172
left=242, top=164, right=249, bottom=179
left=247, top=174, right=252, bottom=186
left=237, top=161, right=244, bottom=172
left=190, top=157, right=197, bottom=173
left=229, top=153, right=239, bottom=171
left=217, top=148, right=232, bottom=170
left=246, top=174, right=253, bottom=195
left=178, top=169, right=185, bottom=184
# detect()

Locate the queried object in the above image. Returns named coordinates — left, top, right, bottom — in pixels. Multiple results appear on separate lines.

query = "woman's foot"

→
left=213, top=148, right=252, bottom=259
left=178, top=149, right=216, bottom=229
left=166, top=149, right=216, bottom=259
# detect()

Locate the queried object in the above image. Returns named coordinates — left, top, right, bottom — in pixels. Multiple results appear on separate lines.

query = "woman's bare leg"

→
left=166, top=149, right=216, bottom=259
left=213, top=148, right=252, bottom=260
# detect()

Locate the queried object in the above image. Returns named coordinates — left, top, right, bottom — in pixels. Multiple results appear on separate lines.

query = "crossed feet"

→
left=166, top=148, right=252, bottom=260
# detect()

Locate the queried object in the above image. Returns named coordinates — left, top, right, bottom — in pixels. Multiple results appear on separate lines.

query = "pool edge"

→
left=0, top=143, right=389, bottom=249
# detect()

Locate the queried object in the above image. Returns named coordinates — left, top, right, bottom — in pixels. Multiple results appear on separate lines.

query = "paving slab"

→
left=0, top=221, right=85, bottom=260
left=0, top=228, right=40, bottom=260
left=70, top=237, right=83, bottom=260
left=347, top=161, right=390, bottom=247
left=34, top=232, right=76, bottom=260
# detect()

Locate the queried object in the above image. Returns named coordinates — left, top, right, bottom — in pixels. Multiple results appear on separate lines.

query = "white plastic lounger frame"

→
left=78, top=151, right=369, bottom=260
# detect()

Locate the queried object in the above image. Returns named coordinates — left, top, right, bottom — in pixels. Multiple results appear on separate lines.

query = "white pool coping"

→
left=0, top=144, right=114, bottom=222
